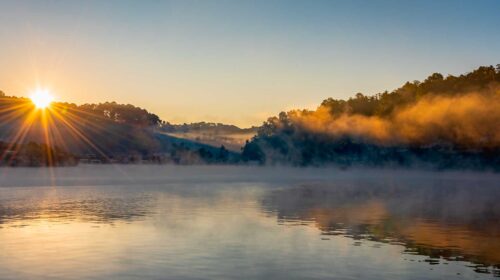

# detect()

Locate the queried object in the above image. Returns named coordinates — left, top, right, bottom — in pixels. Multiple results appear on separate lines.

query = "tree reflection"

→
left=262, top=180, right=500, bottom=276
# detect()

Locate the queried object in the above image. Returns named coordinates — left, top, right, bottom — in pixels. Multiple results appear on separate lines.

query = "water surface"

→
left=0, top=166, right=499, bottom=279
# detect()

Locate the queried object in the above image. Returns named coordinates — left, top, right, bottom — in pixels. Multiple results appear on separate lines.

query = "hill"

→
left=242, top=65, right=500, bottom=170
left=160, top=122, right=258, bottom=151
left=0, top=95, right=237, bottom=166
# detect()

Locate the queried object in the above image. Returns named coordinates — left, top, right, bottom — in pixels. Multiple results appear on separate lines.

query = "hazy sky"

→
left=0, top=0, right=499, bottom=126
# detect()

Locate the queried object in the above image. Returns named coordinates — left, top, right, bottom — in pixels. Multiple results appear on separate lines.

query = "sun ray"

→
left=45, top=109, right=71, bottom=154
left=49, top=108, right=110, bottom=161
left=0, top=95, right=134, bottom=183
left=50, top=104, right=129, bottom=142
left=0, top=102, right=31, bottom=114
left=40, top=109, right=57, bottom=186
left=48, top=107, right=133, bottom=180
left=0, top=106, right=32, bottom=132
left=0, top=109, right=38, bottom=165
left=41, top=109, right=54, bottom=166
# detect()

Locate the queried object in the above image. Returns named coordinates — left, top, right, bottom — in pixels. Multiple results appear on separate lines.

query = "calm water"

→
left=0, top=165, right=499, bottom=280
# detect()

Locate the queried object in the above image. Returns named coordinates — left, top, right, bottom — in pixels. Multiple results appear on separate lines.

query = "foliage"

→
left=320, top=65, right=500, bottom=117
left=57, top=101, right=161, bottom=127
left=243, top=65, right=500, bottom=170
left=0, top=97, right=235, bottom=164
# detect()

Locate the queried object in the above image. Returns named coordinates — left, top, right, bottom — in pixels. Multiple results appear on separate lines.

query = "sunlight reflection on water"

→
left=0, top=166, right=498, bottom=279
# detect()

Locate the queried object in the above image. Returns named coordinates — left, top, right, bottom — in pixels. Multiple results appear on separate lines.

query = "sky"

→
left=0, top=0, right=499, bottom=127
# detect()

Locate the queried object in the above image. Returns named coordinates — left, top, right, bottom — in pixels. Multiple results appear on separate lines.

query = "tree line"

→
left=242, top=65, right=500, bottom=170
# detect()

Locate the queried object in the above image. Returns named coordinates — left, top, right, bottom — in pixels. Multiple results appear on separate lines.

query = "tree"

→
left=242, top=140, right=265, bottom=163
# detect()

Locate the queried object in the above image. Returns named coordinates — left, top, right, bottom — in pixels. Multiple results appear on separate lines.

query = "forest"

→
left=0, top=65, right=499, bottom=169
left=0, top=95, right=235, bottom=166
left=242, top=65, right=500, bottom=170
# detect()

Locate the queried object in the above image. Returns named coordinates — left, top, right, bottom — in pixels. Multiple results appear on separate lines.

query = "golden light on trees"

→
left=0, top=87, right=109, bottom=168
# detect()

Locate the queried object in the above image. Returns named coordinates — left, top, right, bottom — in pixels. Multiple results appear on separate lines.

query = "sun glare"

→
left=30, top=89, right=54, bottom=109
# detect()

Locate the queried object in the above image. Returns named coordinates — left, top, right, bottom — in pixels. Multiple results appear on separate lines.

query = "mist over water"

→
left=0, top=165, right=499, bottom=279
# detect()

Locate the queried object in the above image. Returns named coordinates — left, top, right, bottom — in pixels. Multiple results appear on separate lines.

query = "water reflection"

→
left=0, top=187, right=153, bottom=225
left=262, top=180, right=500, bottom=276
left=0, top=167, right=499, bottom=279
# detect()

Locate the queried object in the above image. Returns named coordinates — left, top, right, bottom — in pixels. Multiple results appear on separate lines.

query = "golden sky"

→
left=1, top=1, right=499, bottom=127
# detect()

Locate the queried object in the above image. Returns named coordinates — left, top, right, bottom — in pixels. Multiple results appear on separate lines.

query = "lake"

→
left=0, top=165, right=499, bottom=279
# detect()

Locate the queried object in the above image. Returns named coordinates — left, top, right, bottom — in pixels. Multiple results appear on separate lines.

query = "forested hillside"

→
left=160, top=122, right=258, bottom=151
left=242, top=65, right=500, bottom=170
left=1, top=65, right=499, bottom=169
left=0, top=95, right=235, bottom=166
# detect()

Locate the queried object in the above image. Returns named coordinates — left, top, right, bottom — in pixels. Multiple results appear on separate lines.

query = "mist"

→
left=288, top=90, right=500, bottom=149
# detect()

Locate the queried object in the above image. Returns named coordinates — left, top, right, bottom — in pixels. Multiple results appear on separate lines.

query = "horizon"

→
left=1, top=0, right=499, bottom=127
left=2, top=63, right=499, bottom=129
left=0, top=2, right=499, bottom=280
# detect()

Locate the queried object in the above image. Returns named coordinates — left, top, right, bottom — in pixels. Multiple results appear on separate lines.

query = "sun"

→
left=30, top=89, right=54, bottom=109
